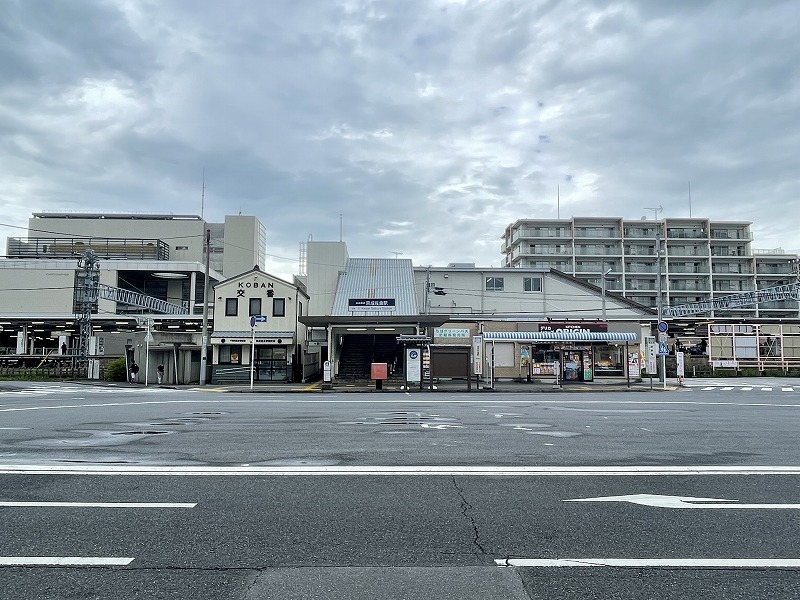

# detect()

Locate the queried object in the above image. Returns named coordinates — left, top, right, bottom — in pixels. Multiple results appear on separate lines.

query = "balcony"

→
left=513, top=228, right=571, bottom=240
left=7, top=237, right=170, bottom=260
left=574, top=228, right=620, bottom=238
left=666, top=229, right=707, bottom=239
left=575, top=246, right=621, bottom=256
left=710, top=230, right=753, bottom=241
left=712, top=265, right=754, bottom=275
left=624, top=228, right=660, bottom=239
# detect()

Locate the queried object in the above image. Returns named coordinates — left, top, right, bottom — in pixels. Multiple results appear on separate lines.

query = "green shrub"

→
left=104, top=357, right=128, bottom=382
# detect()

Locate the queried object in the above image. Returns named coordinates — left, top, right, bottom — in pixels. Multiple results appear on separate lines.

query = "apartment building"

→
left=502, top=217, right=799, bottom=318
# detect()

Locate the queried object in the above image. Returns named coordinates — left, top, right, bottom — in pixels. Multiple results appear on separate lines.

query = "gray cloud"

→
left=1, top=0, right=799, bottom=278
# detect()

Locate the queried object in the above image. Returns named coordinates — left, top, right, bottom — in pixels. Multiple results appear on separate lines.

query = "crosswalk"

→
left=685, top=384, right=799, bottom=393
left=0, top=384, right=172, bottom=397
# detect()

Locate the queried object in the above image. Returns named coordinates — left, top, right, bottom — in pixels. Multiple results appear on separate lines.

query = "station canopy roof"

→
left=483, top=331, right=638, bottom=342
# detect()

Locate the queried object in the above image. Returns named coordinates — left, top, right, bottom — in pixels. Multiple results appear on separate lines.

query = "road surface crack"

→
left=451, top=475, right=489, bottom=558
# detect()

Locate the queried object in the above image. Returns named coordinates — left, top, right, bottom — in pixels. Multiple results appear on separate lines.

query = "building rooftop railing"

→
left=6, top=237, right=170, bottom=261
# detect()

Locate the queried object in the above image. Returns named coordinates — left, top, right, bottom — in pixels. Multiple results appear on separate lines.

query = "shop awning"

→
left=483, top=331, right=638, bottom=342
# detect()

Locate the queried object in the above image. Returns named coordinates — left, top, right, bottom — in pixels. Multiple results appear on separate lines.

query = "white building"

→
left=0, top=212, right=267, bottom=384
left=209, top=266, right=315, bottom=383
left=501, top=217, right=800, bottom=318
left=299, top=241, right=652, bottom=382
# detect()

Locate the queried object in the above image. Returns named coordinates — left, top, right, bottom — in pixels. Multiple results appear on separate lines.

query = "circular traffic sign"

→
left=657, top=321, right=668, bottom=333
left=409, top=350, right=419, bottom=359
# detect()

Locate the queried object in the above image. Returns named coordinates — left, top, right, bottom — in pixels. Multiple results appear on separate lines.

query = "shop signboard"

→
left=628, top=353, right=641, bottom=378
left=472, top=335, right=483, bottom=375
left=406, top=348, right=422, bottom=382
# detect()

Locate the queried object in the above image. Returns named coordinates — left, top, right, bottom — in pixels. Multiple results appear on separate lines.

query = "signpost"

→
left=250, top=315, right=267, bottom=390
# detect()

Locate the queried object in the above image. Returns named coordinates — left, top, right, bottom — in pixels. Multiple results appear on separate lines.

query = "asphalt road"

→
left=2, top=380, right=800, bottom=599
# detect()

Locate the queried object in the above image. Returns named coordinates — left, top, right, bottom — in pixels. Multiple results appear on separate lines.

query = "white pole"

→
left=144, top=320, right=150, bottom=387
left=250, top=326, right=255, bottom=390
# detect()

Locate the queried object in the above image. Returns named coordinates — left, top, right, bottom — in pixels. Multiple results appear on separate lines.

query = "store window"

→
left=523, top=277, right=542, bottom=292
left=593, top=346, right=624, bottom=375
left=219, top=345, right=242, bottom=365
left=225, top=298, right=238, bottom=316
left=273, top=297, right=286, bottom=317
left=485, top=277, right=504, bottom=292
left=249, top=298, right=262, bottom=316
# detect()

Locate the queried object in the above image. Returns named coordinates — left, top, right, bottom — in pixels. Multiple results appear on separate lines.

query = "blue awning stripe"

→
left=482, top=331, right=637, bottom=342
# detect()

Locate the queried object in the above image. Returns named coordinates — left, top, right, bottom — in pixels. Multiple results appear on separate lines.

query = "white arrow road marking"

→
left=496, top=558, right=800, bottom=568
left=0, top=557, right=134, bottom=566
left=0, top=502, right=196, bottom=508
left=565, top=493, right=800, bottom=509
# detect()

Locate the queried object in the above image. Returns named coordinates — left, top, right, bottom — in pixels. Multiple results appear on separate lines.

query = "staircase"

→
left=338, top=335, right=374, bottom=379
left=338, top=334, right=404, bottom=381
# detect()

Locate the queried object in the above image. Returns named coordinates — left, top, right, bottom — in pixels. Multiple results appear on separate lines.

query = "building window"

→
left=249, top=298, right=262, bottom=316
left=485, top=277, right=504, bottom=292
left=298, top=301, right=303, bottom=316
left=218, top=345, right=242, bottom=365
left=225, top=298, right=238, bottom=316
left=273, top=297, right=286, bottom=317
left=523, top=277, right=542, bottom=292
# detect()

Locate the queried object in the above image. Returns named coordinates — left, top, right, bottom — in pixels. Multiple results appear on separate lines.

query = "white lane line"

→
left=0, top=501, right=196, bottom=508
left=762, top=388, right=773, bottom=391
left=701, top=387, right=717, bottom=391
left=720, top=387, right=734, bottom=391
left=0, top=556, right=134, bottom=566
left=783, top=387, right=794, bottom=392
left=496, top=558, right=800, bottom=568
left=4, top=465, right=800, bottom=476
left=741, top=387, right=753, bottom=391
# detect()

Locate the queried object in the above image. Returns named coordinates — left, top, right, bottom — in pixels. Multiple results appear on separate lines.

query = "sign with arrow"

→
left=565, top=493, right=800, bottom=510
left=250, top=315, right=268, bottom=328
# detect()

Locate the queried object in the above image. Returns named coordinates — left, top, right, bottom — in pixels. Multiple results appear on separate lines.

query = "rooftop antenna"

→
left=389, top=251, right=403, bottom=258
left=200, top=168, right=206, bottom=219
left=688, top=181, right=692, bottom=218
left=557, top=184, right=560, bottom=219
left=339, top=213, right=343, bottom=242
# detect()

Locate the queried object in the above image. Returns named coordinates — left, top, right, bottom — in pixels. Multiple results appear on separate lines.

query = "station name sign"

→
left=348, top=298, right=396, bottom=310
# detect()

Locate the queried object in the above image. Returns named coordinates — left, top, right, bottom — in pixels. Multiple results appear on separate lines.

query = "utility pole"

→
left=199, top=229, right=211, bottom=385
left=645, top=206, right=666, bottom=389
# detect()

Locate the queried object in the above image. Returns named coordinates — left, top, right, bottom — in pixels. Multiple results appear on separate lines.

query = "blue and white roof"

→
left=331, top=258, right=418, bottom=316
left=483, top=331, right=638, bottom=342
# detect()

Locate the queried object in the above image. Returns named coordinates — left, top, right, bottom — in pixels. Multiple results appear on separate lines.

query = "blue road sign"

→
left=657, top=321, right=668, bottom=333
left=250, top=315, right=268, bottom=328
left=658, top=342, right=669, bottom=356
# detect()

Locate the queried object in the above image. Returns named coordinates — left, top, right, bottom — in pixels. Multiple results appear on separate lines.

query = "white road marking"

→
left=565, top=493, right=800, bottom=509
left=741, top=387, right=753, bottom=391
left=496, top=558, right=800, bottom=568
left=4, top=398, right=800, bottom=414
left=762, top=388, right=773, bottom=391
left=4, top=464, right=800, bottom=476
left=783, top=387, right=794, bottom=392
left=720, top=387, right=734, bottom=391
left=0, top=556, right=134, bottom=566
left=701, top=387, right=717, bottom=391
left=0, top=501, right=196, bottom=508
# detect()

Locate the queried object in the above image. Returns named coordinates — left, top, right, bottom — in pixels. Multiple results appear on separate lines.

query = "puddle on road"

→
left=526, top=431, right=582, bottom=438
left=340, top=411, right=462, bottom=428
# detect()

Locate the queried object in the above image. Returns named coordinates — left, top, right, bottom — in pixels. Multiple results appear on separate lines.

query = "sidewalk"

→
left=202, top=376, right=679, bottom=393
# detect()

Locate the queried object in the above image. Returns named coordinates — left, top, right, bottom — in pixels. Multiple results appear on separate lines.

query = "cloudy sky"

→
left=2, top=0, right=799, bottom=280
